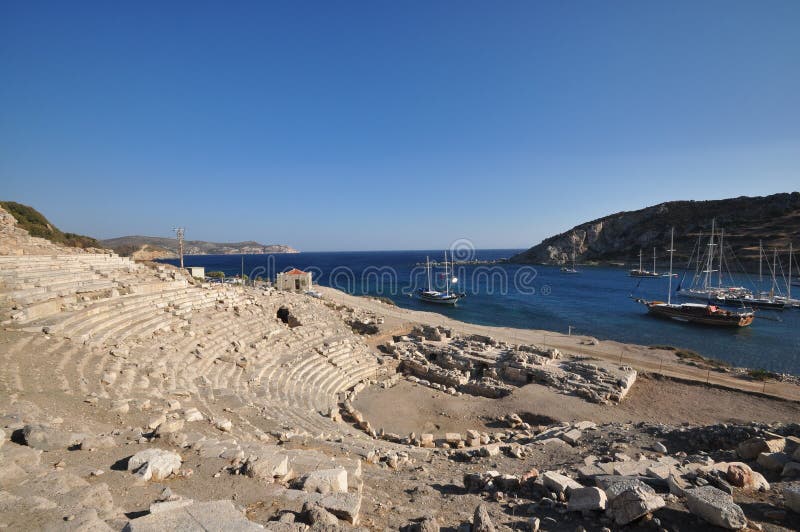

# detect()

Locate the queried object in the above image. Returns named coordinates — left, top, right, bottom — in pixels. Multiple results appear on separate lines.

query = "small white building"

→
left=189, top=266, right=205, bottom=279
left=276, top=268, right=312, bottom=291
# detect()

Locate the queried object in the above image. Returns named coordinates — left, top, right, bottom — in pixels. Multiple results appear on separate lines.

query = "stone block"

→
left=685, top=486, right=747, bottom=530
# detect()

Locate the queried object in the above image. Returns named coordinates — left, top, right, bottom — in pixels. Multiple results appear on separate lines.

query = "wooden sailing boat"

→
left=417, top=251, right=463, bottom=305
left=633, top=228, right=755, bottom=327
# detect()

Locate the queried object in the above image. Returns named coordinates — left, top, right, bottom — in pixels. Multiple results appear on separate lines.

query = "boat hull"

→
left=417, top=289, right=461, bottom=305
left=636, top=300, right=754, bottom=327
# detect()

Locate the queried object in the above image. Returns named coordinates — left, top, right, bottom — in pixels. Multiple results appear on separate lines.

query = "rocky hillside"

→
left=101, top=235, right=299, bottom=257
left=510, top=192, right=800, bottom=271
left=0, top=201, right=100, bottom=249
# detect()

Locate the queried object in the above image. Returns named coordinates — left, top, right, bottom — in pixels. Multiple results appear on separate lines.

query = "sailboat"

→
left=560, top=241, right=580, bottom=274
left=633, top=228, right=755, bottom=327
left=417, top=251, right=463, bottom=305
left=678, top=220, right=751, bottom=301
left=630, top=247, right=675, bottom=278
left=719, top=244, right=786, bottom=310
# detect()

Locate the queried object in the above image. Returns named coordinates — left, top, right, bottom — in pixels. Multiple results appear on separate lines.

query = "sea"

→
left=159, top=249, right=800, bottom=375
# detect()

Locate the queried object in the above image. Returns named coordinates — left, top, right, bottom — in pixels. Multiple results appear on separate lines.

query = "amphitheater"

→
left=1, top=206, right=800, bottom=531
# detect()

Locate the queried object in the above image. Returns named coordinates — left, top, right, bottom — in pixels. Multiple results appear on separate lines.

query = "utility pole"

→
left=173, top=227, right=185, bottom=269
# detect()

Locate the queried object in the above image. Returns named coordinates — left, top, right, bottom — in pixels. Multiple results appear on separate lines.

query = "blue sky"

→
left=1, top=2, right=798, bottom=251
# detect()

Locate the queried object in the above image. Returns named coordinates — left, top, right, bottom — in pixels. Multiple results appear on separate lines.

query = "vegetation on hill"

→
left=510, top=192, right=800, bottom=271
left=0, top=201, right=100, bottom=249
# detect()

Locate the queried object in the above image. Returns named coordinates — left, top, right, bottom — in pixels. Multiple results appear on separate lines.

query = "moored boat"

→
left=634, top=228, right=755, bottom=328
left=417, top=252, right=464, bottom=305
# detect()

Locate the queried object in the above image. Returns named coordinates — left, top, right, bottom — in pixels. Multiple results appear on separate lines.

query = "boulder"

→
left=568, top=487, right=607, bottom=512
left=726, top=464, right=752, bottom=488
left=155, top=419, right=185, bottom=435
left=471, top=504, right=495, bottom=532
left=22, top=423, right=81, bottom=451
left=685, top=486, right=747, bottom=530
left=302, top=502, right=339, bottom=526
left=242, top=451, right=290, bottom=480
left=127, top=448, right=182, bottom=481
left=123, top=500, right=262, bottom=531
left=300, top=469, right=348, bottom=494
left=560, top=429, right=582, bottom=445
left=80, top=435, right=117, bottom=451
left=542, top=471, right=582, bottom=494
left=609, top=485, right=665, bottom=525
left=757, top=452, right=791, bottom=472
left=319, top=492, right=361, bottom=525
left=737, top=436, right=785, bottom=460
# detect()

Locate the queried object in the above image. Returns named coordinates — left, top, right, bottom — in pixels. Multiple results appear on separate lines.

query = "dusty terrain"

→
left=355, top=375, right=800, bottom=437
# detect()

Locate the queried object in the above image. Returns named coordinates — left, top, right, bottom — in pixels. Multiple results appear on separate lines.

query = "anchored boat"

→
left=633, top=228, right=755, bottom=327
left=417, top=252, right=464, bottom=305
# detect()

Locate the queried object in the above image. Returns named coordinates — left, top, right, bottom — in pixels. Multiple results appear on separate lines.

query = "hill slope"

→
left=0, top=201, right=100, bottom=249
left=101, top=235, right=299, bottom=257
left=509, top=192, right=800, bottom=271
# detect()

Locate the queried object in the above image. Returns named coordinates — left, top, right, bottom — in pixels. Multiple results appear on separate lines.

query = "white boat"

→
left=677, top=220, right=752, bottom=301
left=417, top=252, right=463, bottom=305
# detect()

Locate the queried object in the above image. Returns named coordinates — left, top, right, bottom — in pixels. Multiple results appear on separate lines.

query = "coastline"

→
left=317, top=285, right=800, bottom=402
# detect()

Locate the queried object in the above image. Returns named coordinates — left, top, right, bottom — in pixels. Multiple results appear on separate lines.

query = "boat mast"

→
left=426, top=256, right=431, bottom=291
left=652, top=247, right=657, bottom=274
left=444, top=250, right=450, bottom=296
left=771, top=249, right=777, bottom=298
left=703, top=219, right=716, bottom=290
left=789, top=242, right=793, bottom=301
left=718, top=228, right=724, bottom=288
left=667, top=228, right=675, bottom=305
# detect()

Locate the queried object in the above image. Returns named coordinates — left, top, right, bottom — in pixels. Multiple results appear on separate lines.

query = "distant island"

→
left=510, top=192, right=800, bottom=271
left=101, top=235, right=299, bottom=260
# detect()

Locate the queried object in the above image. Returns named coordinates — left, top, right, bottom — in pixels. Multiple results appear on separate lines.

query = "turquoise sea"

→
left=160, top=249, right=800, bottom=375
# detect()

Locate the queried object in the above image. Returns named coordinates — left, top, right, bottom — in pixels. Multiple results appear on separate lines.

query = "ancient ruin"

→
left=1, top=205, right=799, bottom=530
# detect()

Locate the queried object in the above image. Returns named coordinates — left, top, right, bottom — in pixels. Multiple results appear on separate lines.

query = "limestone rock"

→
left=757, top=452, right=791, bottom=472
left=242, top=451, right=289, bottom=480
left=301, top=469, right=348, bottom=494
left=303, top=502, right=339, bottom=526
left=542, top=471, right=582, bottom=494
left=685, top=486, right=747, bottom=530
left=568, top=486, right=607, bottom=512
left=609, top=485, right=665, bottom=525
left=22, top=423, right=82, bottom=451
left=128, top=448, right=182, bottom=481
left=155, top=419, right=185, bottom=435
left=471, top=504, right=495, bottom=532
left=737, top=436, right=785, bottom=460
left=319, top=492, right=361, bottom=525
left=80, top=435, right=117, bottom=451
left=123, top=500, right=263, bottom=531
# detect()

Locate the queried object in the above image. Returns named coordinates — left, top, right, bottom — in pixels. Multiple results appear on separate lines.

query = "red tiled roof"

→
left=285, top=268, right=306, bottom=275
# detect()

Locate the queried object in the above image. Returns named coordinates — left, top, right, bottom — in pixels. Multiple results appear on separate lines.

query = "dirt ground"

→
left=354, top=374, right=800, bottom=436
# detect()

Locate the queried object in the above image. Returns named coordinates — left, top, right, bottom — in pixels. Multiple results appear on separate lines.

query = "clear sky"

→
left=1, top=2, right=798, bottom=251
